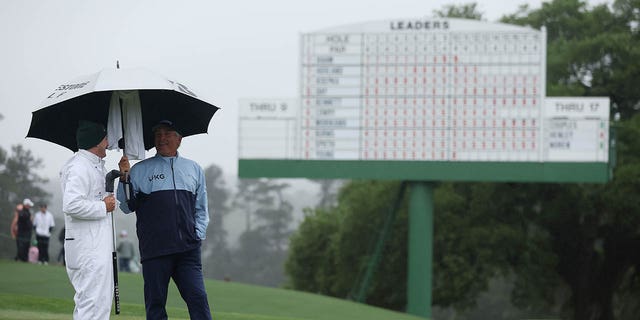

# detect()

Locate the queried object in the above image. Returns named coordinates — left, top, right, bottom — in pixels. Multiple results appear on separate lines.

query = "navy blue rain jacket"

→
left=117, top=153, right=209, bottom=262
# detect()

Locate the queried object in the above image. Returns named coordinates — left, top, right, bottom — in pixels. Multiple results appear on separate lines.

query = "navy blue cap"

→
left=152, top=120, right=181, bottom=135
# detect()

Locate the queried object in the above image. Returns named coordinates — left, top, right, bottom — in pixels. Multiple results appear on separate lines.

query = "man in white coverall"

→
left=60, top=120, right=117, bottom=319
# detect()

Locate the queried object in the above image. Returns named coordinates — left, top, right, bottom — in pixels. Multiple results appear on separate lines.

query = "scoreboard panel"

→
left=300, top=19, right=548, bottom=162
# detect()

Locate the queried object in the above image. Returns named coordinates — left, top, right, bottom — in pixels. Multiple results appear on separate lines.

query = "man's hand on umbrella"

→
left=104, top=195, right=116, bottom=212
left=119, top=156, right=130, bottom=180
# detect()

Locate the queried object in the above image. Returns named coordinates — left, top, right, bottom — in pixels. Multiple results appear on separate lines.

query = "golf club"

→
left=105, top=169, right=122, bottom=315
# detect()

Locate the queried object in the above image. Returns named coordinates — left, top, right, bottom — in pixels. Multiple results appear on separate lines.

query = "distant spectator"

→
left=33, top=203, right=55, bottom=265
left=11, top=199, right=34, bottom=262
left=117, top=230, right=136, bottom=272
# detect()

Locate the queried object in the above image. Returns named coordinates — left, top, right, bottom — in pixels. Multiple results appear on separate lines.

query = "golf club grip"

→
left=113, top=251, right=120, bottom=314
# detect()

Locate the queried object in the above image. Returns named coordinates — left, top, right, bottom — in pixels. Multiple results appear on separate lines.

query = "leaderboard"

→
left=239, top=18, right=609, bottom=164
left=300, top=18, right=548, bottom=161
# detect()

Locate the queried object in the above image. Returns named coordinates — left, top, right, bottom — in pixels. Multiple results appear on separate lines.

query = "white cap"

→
left=120, top=230, right=128, bottom=237
left=23, top=198, right=34, bottom=207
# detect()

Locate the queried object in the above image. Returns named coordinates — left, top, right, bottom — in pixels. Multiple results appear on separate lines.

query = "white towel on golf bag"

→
left=107, top=90, right=146, bottom=160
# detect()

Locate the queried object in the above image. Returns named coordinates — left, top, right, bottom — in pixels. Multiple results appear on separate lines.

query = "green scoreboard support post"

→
left=407, top=182, right=434, bottom=318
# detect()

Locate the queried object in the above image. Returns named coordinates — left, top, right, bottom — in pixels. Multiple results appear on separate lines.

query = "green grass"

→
left=0, top=260, right=425, bottom=320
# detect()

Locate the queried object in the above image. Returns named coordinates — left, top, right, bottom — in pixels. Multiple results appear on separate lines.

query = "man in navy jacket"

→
left=117, top=120, right=212, bottom=320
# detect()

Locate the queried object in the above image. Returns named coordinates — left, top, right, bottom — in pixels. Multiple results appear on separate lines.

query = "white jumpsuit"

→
left=60, top=150, right=114, bottom=319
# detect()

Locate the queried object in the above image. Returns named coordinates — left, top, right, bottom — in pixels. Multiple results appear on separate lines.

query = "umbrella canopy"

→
left=27, top=67, right=219, bottom=154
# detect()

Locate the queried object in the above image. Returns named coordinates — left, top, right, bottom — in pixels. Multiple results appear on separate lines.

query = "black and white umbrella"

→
left=27, top=67, right=220, bottom=159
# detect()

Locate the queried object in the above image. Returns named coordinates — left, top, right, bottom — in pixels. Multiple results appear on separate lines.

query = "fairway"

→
left=0, top=260, right=425, bottom=320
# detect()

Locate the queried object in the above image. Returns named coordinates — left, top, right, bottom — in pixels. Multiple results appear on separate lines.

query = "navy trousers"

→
left=16, top=237, right=30, bottom=261
left=142, top=247, right=212, bottom=320
left=36, top=235, right=50, bottom=262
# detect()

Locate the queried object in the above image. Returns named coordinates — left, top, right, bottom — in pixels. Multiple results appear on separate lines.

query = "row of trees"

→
left=202, top=176, right=297, bottom=286
left=286, top=1, right=640, bottom=320
left=0, top=116, right=51, bottom=257
left=200, top=176, right=340, bottom=287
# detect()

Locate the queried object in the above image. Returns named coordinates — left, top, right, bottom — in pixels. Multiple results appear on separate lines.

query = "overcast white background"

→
left=0, top=0, right=610, bottom=181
